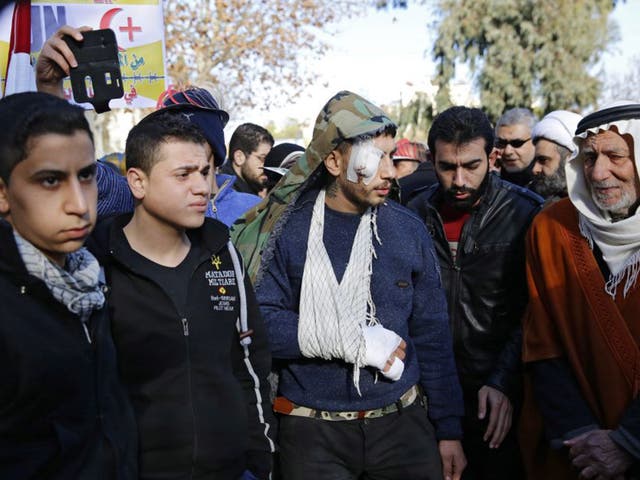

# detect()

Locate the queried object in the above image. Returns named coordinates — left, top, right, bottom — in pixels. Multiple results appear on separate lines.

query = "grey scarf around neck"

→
left=13, top=230, right=105, bottom=323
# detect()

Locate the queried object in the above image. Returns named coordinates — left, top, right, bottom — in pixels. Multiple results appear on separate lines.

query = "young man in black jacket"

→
left=408, top=107, right=542, bottom=480
left=90, top=112, right=275, bottom=480
left=0, top=92, right=137, bottom=480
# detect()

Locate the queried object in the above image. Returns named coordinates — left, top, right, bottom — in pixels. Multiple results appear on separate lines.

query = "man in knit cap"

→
left=35, top=27, right=276, bottom=479
left=530, top=110, right=583, bottom=202
left=521, top=101, right=640, bottom=479
left=234, top=91, right=466, bottom=479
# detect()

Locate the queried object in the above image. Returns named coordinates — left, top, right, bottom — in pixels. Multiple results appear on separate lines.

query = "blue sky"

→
left=245, top=1, right=640, bottom=133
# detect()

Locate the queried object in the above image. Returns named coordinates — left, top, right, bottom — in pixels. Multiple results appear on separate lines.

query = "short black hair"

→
left=228, top=123, right=274, bottom=158
left=428, top=106, right=494, bottom=158
left=0, top=92, right=93, bottom=183
left=126, top=111, right=208, bottom=174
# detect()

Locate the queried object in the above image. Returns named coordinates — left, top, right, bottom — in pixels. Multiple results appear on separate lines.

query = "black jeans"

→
left=277, top=401, right=443, bottom=480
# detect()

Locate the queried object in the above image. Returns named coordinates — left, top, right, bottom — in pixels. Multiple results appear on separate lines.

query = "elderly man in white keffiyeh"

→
left=521, top=101, right=640, bottom=480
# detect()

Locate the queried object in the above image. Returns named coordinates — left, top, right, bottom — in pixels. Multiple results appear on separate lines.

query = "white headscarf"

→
left=566, top=101, right=640, bottom=297
left=532, top=110, right=583, bottom=154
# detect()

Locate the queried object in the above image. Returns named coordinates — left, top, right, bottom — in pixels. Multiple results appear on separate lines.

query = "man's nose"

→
left=453, top=167, right=466, bottom=187
left=589, top=154, right=611, bottom=183
left=379, top=156, right=396, bottom=181
left=64, top=180, right=90, bottom=216
left=532, top=161, right=543, bottom=175
left=192, top=173, right=211, bottom=196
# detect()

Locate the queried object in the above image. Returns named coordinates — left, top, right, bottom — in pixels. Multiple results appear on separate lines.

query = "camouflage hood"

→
left=231, top=90, right=396, bottom=285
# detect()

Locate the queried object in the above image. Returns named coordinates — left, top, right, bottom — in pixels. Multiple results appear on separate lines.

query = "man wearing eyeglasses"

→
left=495, top=108, right=537, bottom=188
left=220, top=123, right=274, bottom=197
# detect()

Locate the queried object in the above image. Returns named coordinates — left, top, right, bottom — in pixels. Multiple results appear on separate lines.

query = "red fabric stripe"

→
left=9, top=0, right=31, bottom=55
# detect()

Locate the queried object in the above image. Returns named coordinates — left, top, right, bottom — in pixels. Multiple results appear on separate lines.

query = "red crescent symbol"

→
left=99, top=8, right=125, bottom=51
left=99, top=8, right=122, bottom=30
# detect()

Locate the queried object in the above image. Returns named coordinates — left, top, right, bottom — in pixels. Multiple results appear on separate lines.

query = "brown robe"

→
left=520, top=198, right=640, bottom=479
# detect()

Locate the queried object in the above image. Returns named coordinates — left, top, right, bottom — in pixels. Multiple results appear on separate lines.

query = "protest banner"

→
left=0, top=0, right=166, bottom=108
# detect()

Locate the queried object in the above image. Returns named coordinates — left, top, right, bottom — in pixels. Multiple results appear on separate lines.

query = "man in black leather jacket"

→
left=408, top=106, right=542, bottom=480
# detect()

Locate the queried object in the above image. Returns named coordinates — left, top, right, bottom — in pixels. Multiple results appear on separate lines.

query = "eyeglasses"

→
left=495, top=137, right=531, bottom=149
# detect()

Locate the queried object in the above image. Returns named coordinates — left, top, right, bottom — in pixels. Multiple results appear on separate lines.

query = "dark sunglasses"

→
left=495, top=137, right=531, bottom=149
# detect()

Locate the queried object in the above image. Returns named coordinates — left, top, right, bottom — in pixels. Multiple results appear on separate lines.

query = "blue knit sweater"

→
left=256, top=189, right=464, bottom=440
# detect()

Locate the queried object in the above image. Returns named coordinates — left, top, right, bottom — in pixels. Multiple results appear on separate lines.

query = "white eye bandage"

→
left=346, top=140, right=384, bottom=185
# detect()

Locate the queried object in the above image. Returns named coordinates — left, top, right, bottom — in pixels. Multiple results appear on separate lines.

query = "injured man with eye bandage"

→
left=237, top=90, right=466, bottom=480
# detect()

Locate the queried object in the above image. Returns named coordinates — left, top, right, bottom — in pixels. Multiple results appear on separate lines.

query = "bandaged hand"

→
left=363, top=325, right=406, bottom=381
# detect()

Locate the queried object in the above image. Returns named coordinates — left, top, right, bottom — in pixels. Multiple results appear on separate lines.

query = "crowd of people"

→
left=1, top=25, right=639, bottom=480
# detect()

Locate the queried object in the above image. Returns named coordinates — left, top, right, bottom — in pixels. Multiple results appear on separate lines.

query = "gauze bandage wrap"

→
left=363, top=324, right=405, bottom=381
left=384, top=357, right=404, bottom=382
left=347, top=140, right=383, bottom=185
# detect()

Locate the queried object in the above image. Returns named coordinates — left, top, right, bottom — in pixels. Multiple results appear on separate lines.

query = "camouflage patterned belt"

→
left=273, top=385, right=424, bottom=421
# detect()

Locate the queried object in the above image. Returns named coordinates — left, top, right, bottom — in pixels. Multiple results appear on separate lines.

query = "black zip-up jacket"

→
left=0, top=220, right=137, bottom=480
left=408, top=174, right=542, bottom=399
left=88, top=214, right=275, bottom=480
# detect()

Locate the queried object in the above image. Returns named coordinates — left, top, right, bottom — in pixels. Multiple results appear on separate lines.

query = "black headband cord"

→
left=576, top=104, right=640, bottom=135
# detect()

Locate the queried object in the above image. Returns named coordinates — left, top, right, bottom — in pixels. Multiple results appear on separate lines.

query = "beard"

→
left=531, top=167, right=567, bottom=199
left=243, top=167, right=267, bottom=194
left=589, top=180, right=638, bottom=218
left=443, top=182, right=485, bottom=211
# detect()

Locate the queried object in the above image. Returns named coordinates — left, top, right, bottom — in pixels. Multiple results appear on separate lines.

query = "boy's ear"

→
left=0, top=178, right=10, bottom=215
left=126, top=168, right=148, bottom=200
left=324, top=150, right=343, bottom=178
left=232, top=150, right=246, bottom=167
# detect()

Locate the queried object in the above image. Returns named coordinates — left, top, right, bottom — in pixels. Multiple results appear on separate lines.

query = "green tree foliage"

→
left=432, top=0, right=618, bottom=120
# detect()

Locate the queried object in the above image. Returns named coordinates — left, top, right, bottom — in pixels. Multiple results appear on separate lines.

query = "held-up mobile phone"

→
left=63, top=28, right=124, bottom=113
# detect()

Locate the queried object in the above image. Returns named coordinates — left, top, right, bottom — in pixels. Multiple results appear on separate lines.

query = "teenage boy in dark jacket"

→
left=408, top=107, right=542, bottom=480
left=0, top=92, right=137, bottom=480
left=89, top=112, right=275, bottom=480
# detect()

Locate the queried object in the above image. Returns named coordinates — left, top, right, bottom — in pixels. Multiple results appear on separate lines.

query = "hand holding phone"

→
left=63, top=28, right=124, bottom=113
